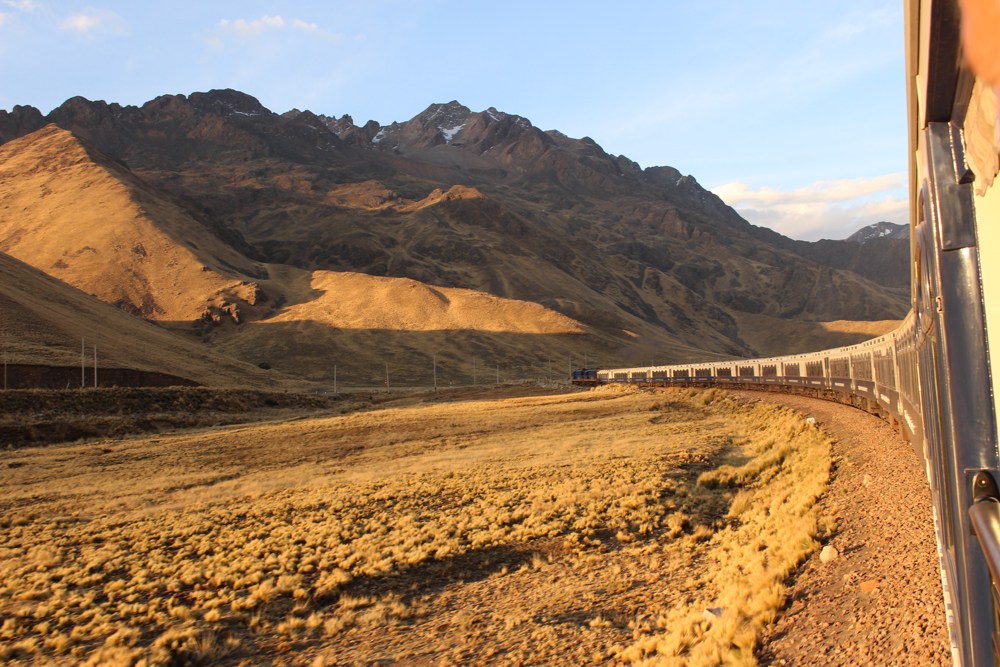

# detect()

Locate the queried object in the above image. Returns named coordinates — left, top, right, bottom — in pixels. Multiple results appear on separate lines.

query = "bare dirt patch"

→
left=0, top=387, right=830, bottom=665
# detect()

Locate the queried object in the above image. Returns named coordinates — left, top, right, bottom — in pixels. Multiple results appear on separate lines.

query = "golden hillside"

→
left=267, top=269, right=584, bottom=334
left=0, top=125, right=261, bottom=323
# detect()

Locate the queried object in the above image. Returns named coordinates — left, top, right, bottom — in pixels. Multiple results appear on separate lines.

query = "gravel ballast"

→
left=746, top=392, right=952, bottom=666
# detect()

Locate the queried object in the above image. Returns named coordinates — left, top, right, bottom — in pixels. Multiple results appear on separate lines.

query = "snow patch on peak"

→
left=439, top=123, right=465, bottom=143
left=845, top=221, right=908, bottom=243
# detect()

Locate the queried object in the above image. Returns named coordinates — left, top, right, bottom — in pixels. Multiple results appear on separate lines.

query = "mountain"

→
left=0, top=90, right=911, bottom=381
left=739, top=218, right=911, bottom=290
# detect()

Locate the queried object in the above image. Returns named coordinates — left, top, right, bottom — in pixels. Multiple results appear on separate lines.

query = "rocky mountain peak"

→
left=320, top=113, right=356, bottom=135
left=0, top=103, right=46, bottom=143
left=846, top=221, right=909, bottom=243
left=187, top=89, right=271, bottom=118
left=411, top=101, right=473, bottom=145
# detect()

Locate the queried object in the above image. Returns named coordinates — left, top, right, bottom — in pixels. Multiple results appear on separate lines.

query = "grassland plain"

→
left=0, top=385, right=831, bottom=666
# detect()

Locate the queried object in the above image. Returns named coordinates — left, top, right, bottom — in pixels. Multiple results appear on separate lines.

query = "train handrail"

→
left=970, top=472, right=1000, bottom=594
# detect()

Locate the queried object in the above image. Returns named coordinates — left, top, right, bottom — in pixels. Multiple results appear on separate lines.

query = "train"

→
left=574, top=1, right=1000, bottom=664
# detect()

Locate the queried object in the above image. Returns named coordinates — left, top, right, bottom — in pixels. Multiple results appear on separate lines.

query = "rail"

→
left=970, top=473, right=1000, bottom=613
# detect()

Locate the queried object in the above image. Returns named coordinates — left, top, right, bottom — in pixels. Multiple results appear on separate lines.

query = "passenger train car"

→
left=576, top=1, right=1000, bottom=664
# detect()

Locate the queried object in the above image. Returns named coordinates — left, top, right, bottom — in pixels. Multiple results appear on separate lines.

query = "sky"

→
left=0, top=1, right=909, bottom=241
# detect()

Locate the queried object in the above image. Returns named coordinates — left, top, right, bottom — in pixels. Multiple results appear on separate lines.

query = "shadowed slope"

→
left=0, top=250, right=288, bottom=388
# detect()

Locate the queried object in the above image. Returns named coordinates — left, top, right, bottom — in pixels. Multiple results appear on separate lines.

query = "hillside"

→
left=0, top=125, right=265, bottom=323
left=0, top=251, right=289, bottom=388
left=0, top=91, right=910, bottom=381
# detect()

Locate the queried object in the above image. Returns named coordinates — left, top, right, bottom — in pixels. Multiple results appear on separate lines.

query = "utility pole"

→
left=496, top=363, right=499, bottom=385
left=473, top=358, right=477, bottom=386
left=81, top=337, right=85, bottom=388
left=3, top=347, right=7, bottom=390
left=333, top=365, right=337, bottom=394
left=385, top=363, right=390, bottom=392
left=433, top=356, right=437, bottom=391
left=93, top=345, right=97, bottom=388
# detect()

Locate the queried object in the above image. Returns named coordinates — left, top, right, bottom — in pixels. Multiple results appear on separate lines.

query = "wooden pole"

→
left=334, top=365, right=337, bottom=394
left=81, top=337, right=85, bottom=388
left=94, top=345, right=98, bottom=388
left=496, top=364, right=499, bottom=385
left=3, top=348, right=7, bottom=390
left=473, top=358, right=477, bottom=386
left=385, top=362, right=389, bottom=392
left=433, top=356, right=437, bottom=391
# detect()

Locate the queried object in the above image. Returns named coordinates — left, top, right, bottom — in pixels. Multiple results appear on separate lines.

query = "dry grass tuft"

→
left=618, top=399, right=832, bottom=666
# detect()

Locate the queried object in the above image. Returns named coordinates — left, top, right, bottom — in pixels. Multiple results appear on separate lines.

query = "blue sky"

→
left=0, top=1, right=908, bottom=241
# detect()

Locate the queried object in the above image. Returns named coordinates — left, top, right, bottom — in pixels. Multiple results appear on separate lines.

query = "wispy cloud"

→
left=218, top=15, right=285, bottom=37
left=208, top=14, right=344, bottom=49
left=712, top=174, right=908, bottom=241
left=3, top=0, right=40, bottom=11
left=0, top=0, right=39, bottom=29
left=714, top=174, right=903, bottom=206
left=59, top=8, right=128, bottom=36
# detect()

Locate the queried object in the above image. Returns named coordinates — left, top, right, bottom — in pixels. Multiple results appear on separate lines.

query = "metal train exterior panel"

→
left=575, top=1, right=1000, bottom=663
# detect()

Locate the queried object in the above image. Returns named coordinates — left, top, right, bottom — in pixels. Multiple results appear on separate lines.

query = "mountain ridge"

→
left=0, top=89, right=910, bottom=382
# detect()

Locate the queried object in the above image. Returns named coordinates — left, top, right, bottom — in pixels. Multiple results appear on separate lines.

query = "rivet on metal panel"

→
left=973, top=471, right=1000, bottom=503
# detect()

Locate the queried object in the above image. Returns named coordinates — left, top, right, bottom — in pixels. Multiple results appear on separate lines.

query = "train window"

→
left=829, top=357, right=850, bottom=378
left=851, top=353, right=873, bottom=380
left=695, top=367, right=713, bottom=378
left=874, top=350, right=896, bottom=388
left=761, top=364, right=777, bottom=377
left=673, top=369, right=690, bottom=379
left=738, top=365, right=755, bottom=378
left=805, top=361, right=824, bottom=378
left=717, top=368, right=733, bottom=378
left=784, top=363, right=801, bottom=377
